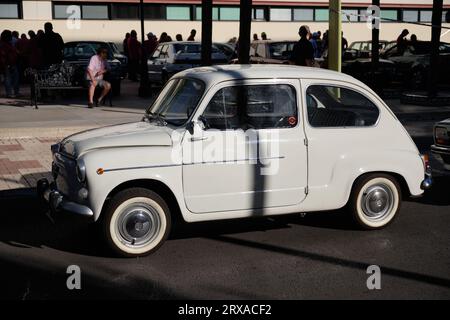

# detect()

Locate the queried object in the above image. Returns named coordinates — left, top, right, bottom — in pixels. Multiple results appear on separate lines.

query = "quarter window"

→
left=306, top=85, right=379, bottom=127
left=202, top=84, right=297, bottom=130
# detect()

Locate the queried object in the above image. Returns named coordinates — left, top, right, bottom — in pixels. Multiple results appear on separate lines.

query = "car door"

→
left=181, top=79, right=308, bottom=213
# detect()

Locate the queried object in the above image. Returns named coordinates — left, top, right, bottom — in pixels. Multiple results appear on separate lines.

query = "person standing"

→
left=0, top=30, right=20, bottom=98
left=38, top=22, right=64, bottom=68
left=289, top=26, right=314, bottom=67
left=143, top=32, right=158, bottom=57
left=127, top=30, right=141, bottom=81
left=253, top=33, right=259, bottom=41
left=86, top=46, right=111, bottom=108
left=396, top=29, right=409, bottom=55
left=122, top=32, right=130, bottom=58
left=187, top=29, right=196, bottom=41
left=261, top=32, right=268, bottom=40
left=176, top=34, right=183, bottom=41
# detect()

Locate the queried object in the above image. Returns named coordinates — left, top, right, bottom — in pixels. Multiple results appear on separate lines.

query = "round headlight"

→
left=76, top=159, right=86, bottom=183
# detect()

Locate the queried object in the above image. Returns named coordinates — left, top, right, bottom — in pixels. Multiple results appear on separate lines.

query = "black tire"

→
left=348, top=173, right=402, bottom=230
left=101, top=188, right=171, bottom=257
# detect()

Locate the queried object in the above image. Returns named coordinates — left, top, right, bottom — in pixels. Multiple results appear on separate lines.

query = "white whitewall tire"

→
left=102, top=188, right=171, bottom=257
left=349, top=174, right=402, bottom=229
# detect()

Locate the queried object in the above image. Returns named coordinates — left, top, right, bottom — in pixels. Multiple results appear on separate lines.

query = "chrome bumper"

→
left=37, top=178, right=93, bottom=218
left=420, top=169, right=433, bottom=190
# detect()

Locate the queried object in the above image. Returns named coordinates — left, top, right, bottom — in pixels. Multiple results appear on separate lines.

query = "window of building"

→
left=143, top=4, right=165, bottom=20
left=111, top=3, right=139, bottom=19
left=0, top=2, right=20, bottom=18
left=342, top=9, right=358, bottom=22
left=253, top=7, right=265, bottom=21
left=195, top=6, right=219, bottom=20
left=293, top=8, right=313, bottom=21
left=380, top=9, right=398, bottom=21
left=54, top=4, right=80, bottom=19
left=219, top=7, right=240, bottom=21
left=402, top=10, right=419, bottom=22
left=166, top=5, right=190, bottom=20
left=315, top=8, right=329, bottom=21
left=419, top=10, right=432, bottom=22
left=82, top=5, right=108, bottom=20
left=203, top=84, right=297, bottom=130
left=442, top=10, right=449, bottom=23
left=306, top=85, right=379, bottom=128
left=270, top=8, right=292, bottom=21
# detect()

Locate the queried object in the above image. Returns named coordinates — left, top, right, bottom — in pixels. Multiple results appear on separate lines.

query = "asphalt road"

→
left=0, top=135, right=449, bottom=300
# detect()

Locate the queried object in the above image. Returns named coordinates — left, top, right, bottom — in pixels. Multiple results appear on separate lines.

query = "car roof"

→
left=173, top=64, right=357, bottom=84
left=252, top=40, right=297, bottom=44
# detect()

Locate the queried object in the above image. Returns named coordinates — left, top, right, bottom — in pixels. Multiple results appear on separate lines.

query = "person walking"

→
left=86, top=46, right=111, bottom=108
left=0, top=30, right=20, bottom=98
left=289, top=26, right=314, bottom=67
left=127, top=30, right=141, bottom=81
left=38, top=22, right=64, bottom=68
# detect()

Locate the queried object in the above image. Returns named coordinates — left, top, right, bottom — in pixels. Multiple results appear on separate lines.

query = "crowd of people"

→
left=0, top=22, right=64, bottom=98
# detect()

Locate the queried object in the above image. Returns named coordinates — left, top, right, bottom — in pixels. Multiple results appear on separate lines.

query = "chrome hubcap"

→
left=361, top=184, right=394, bottom=221
left=116, top=203, right=161, bottom=247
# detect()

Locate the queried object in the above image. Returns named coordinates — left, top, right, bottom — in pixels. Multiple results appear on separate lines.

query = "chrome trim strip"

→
left=102, top=156, right=285, bottom=172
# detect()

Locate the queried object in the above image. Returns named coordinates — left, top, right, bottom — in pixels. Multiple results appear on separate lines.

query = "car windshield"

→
left=146, top=78, right=205, bottom=126
left=64, top=42, right=113, bottom=60
left=269, top=42, right=296, bottom=60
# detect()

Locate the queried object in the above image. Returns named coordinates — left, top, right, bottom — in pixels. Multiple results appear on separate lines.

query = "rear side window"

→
left=202, top=84, right=297, bottom=130
left=306, top=85, right=379, bottom=128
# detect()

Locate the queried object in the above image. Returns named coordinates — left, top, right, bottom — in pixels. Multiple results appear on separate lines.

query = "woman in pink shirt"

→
left=87, top=46, right=111, bottom=108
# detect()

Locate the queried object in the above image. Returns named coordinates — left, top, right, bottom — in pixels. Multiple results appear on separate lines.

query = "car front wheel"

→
left=102, top=188, right=171, bottom=257
left=349, top=174, right=402, bottom=229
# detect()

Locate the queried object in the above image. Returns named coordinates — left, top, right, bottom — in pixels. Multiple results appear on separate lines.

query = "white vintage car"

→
left=38, top=65, right=432, bottom=257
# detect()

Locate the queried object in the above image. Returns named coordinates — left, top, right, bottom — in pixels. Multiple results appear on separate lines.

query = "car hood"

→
left=59, top=121, right=174, bottom=157
left=437, top=118, right=450, bottom=126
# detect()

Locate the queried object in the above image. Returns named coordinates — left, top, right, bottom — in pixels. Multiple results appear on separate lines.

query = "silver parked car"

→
left=147, top=42, right=228, bottom=85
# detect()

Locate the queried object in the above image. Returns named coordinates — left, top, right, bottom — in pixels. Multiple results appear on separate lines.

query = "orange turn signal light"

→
left=96, top=168, right=104, bottom=175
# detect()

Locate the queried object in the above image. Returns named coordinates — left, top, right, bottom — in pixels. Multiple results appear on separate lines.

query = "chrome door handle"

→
left=190, top=136, right=208, bottom=142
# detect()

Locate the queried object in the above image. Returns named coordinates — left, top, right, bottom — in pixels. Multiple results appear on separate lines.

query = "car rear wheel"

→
left=102, top=188, right=171, bottom=257
left=349, top=174, right=402, bottom=229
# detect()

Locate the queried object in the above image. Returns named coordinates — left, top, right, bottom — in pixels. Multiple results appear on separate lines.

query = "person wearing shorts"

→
left=87, top=46, right=111, bottom=108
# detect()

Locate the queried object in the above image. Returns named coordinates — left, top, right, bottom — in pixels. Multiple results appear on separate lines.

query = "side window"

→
left=152, top=45, right=162, bottom=59
left=202, top=84, right=298, bottom=130
left=160, top=45, right=169, bottom=58
left=306, top=85, right=379, bottom=127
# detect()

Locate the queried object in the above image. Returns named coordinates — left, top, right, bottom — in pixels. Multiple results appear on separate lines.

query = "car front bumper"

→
left=430, top=144, right=450, bottom=176
left=37, top=178, right=94, bottom=219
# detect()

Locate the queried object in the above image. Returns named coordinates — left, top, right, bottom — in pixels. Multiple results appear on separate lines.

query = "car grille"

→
left=52, top=152, right=82, bottom=200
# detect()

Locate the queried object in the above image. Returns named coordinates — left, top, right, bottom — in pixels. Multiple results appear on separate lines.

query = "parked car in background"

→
left=63, top=41, right=123, bottom=95
left=381, top=41, right=450, bottom=88
left=38, top=65, right=431, bottom=257
left=431, top=119, right=450, bottom=176
left=249, top=40, right=297, bottom=64
left=147, top=42, right=228, bottom=85
left=213, top=42, right=237, bottom=62
left=347, top=40, right=389, bottom=59
left=107, top=42, right=128, bottom=79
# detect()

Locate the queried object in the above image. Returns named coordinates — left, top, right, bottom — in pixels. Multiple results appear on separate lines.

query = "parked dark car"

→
left=346, top=40, right=389, bottom=59
left=341, top=56, right=396, bottom=88
left=147, top=42, right=228, bottom=85
left=381, top=41, right=450, bottom=89
left=107, top=41, right=128, bottom=78
left=63, top=41, right=123, bottom=95
left=249, top=40, right=296, bottom=64
left=431, top=119, right=450, bottom=176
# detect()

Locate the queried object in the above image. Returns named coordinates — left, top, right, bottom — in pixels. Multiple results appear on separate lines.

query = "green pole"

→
left=328, top=0, right=342, bottom=72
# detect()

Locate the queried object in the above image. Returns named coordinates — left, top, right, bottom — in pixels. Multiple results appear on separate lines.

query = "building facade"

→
left=1, top=0, right=449, bottom=47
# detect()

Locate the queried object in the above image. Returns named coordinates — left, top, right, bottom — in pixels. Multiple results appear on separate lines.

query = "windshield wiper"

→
left=145, top=112, right=167, bottom=126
